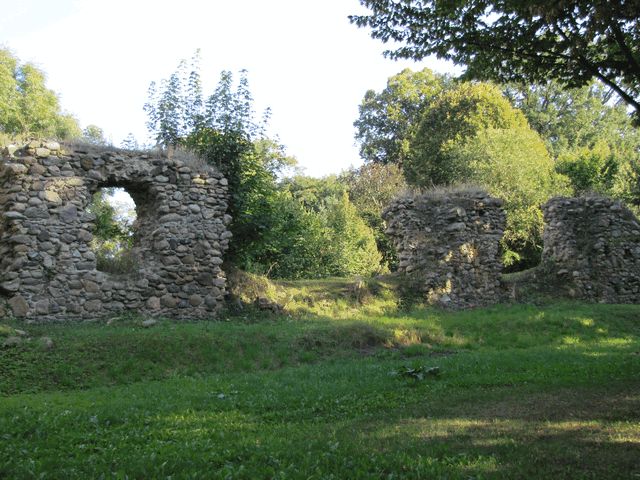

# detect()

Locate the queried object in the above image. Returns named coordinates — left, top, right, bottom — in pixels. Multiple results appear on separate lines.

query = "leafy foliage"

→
left=145, top=56, right=383, bottom=278
left=87, top=189, right=136, bottom=274
left=0, top=48, right=80, bottom=139
left=235, top=185, right=383, bottom=279
left=144, top=51, right=204, bottom=149
left=232, top=190, right=332, bottom=279
left=342, top=162, right=408, bottom=270
left=450, top=127, right=570, bottom=267
left=504, top=80, right=640, bottom=206
left=406, top=82, right=529, bottom=186
left=120, top=133, right=140, bottom=150
left=81, top=124, right=108, bottom=145
left=555, top=142, right=620, bottom=195
left=351, top=0, right=640, bottom=118
left=323, top=192, right=382, bottom=277
left=354, top=68, right=450, bottom=164
left=145, top=57, right=287, bottom=267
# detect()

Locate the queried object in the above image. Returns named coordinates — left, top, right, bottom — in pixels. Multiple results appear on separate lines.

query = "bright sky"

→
left=1, top=0, right=458, bottom=177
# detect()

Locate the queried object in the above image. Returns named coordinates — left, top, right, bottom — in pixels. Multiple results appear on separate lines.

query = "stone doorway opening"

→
left=87, top=186, right=138, bottom=275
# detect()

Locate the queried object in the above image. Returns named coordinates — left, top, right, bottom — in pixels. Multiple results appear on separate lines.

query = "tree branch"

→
left=607, top=17, right=640, bottom=78
left=552, top=21, right=640, bottom=114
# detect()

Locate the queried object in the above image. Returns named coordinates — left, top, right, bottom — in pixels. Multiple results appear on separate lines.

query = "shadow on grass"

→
left=361, top=384, right=640, bottom=479
left=1, top=339, right=639, bottom=479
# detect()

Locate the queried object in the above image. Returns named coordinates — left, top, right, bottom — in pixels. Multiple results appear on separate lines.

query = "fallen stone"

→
left=39, top=336, right=54, bottom=350
left=3, top=336, right=22, bottom=348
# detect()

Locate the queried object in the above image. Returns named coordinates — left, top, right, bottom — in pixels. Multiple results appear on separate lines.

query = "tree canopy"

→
left=353, top=68, right=450, bottom=164
left=0, top=48, right=80, bottom=139
left=406, top=82, right=529, bottom=186
left=145, top=55, right=383, bottom=279
left=504, top=80, right=640, bottom=207
left=350, top=0, right=640, bottom=119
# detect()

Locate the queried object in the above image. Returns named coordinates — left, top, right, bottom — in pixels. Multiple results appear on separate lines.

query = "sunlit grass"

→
left=1, top=292, right=639, bottom=478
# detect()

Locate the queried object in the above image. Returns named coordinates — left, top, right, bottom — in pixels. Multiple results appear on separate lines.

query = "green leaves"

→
left=0, top=48, right=81, bottom=139
left=354, top=67, right=450, bottom=164
left=351, top=0, right=640, bottom=118
left=406, top=82, right=529, bottom=186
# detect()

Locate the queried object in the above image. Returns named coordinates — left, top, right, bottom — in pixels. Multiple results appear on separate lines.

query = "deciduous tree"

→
left=351, top=0, right=640, bottom=119
left=407, top=82, right=568, bottom=267
left=354, top=68, right=449, bottom=164
left=0, top=48, right=80, bottom=139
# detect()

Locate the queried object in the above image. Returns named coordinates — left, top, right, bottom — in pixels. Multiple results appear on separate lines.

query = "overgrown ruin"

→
left=385, top=191, right=640, bottom=307
left=2, top=140, right=640, bottom=320
left=0, top=141, right=231, bottom=320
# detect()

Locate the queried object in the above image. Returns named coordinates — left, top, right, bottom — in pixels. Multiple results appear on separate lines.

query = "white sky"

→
left=1, top=0, right=458, bottom=177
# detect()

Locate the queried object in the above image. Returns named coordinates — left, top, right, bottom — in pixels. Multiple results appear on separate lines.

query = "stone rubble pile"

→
left=0, top=140, right=231, bottom=320
left=383, top=190, right=505, bottom=308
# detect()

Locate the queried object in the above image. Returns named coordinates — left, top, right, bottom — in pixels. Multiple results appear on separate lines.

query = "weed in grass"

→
left=391, top=364, right=441, bottom=381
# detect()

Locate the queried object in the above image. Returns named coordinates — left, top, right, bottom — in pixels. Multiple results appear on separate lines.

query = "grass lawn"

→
left=1, top=297, right=639, bottom=478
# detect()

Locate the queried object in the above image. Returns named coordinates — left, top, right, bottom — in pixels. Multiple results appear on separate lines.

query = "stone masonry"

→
left=540, top=196, right=640, bottom=302
left=0, top=141, right=232, bottom=320
left=383, top=190, right=505, bottom=308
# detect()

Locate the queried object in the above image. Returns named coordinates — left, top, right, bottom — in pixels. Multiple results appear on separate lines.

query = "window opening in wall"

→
left=87, top=187, right=138, bottom=274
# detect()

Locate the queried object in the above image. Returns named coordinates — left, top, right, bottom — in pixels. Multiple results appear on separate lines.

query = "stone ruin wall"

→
left=383, top=191, right=506, bottom=308
left=385, top=192, right=640, bottom=307
left=0, top=141, right=232, bottom=320
left=540, top=196, right=640, bottom=302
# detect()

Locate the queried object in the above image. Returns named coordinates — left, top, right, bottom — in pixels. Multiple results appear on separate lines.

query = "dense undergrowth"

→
left=1, top=277, right=639, bottom=479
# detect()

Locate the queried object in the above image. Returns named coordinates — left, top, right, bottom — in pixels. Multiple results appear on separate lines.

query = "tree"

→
left=120, top=133, right=140, bottom=150
left=144, top=55, right=197, bottom=150
left=232, top=190, right=333, bottom=279
left=354, top=68, right=450, bottom=164
left=350, top=1, right=640, bottom=119
left=449, top=127, right=569, bottom=267
left=341, top=163, right=408, bottom=270
left=406, top=82, right=529, bottom=186
left=145, top=58, right=299, bottom=273
left=504, top=80, right=640, bottom=203
left=323, top=192, right=382, bottom=277
left=87, top=188, right=136, bottom=273
left=280, top=174, right=347, bottom=211
left=82, top=125, right=107, bottom=145
left=0, top=48, right=81, bottom=139
left=503, top=80, right=640, bottom=157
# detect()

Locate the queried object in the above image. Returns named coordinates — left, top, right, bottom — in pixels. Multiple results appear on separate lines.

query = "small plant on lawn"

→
left=391, top=365, right=441, bottom=381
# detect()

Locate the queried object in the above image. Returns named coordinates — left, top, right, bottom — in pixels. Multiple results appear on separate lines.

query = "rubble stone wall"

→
left=0, top=141, right=231, bottom=320
left=540, top=196, right=640, bottom=302
left=383, top=191, right=505, bottom=308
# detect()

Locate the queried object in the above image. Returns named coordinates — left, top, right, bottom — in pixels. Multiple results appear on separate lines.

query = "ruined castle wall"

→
left=0, top=141, right=231, bottom=320
left=541, top=196, right=640, bottom=302
left=383, top=191, right=505, bottom=308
